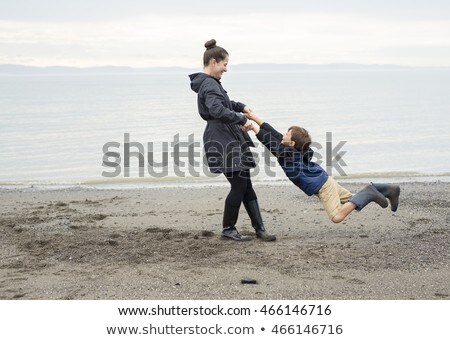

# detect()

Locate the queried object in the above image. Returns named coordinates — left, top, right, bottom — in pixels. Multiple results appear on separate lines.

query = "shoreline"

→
left=1, top=181, right=449, bottom=300
left=1, top=172, right=450, bottom=192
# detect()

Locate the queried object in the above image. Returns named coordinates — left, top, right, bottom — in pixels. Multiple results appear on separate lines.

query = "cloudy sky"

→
left=1, top=0, right=450, bottom=67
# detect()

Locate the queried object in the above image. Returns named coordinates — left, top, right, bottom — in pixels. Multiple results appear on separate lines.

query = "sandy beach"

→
left=0, top=181, right=449, bottom=300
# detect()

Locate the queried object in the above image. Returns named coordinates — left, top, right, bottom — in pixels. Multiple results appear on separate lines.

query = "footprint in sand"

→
left=91, top=214, right=107, bottom=221
left=347, top=278, right=366, bottom=285
left=201, top=230, right=215, bottom=237
left=332, top=275, right=346, bottom=280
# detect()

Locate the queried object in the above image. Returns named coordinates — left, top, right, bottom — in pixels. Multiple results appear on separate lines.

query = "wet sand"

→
left=0, top=181, right=449, bottom=300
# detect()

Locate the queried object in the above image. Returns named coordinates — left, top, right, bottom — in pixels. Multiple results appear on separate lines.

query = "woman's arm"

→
left=230, top=100, right=246, bottom=113
left=203, top=80, right=247, bottom=125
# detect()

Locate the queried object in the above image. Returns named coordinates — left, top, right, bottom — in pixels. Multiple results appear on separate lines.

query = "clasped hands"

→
left=241, top=106, right=255, bottom=132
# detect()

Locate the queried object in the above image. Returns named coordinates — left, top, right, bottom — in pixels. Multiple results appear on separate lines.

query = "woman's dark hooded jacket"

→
left=189, top=72, right=256, bottom=173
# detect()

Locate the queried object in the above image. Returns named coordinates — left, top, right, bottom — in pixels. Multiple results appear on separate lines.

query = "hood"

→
left=189, top=72, right=211, bottom=93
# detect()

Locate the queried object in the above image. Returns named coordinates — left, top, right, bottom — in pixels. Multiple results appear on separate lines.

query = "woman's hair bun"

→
left=204, top=39, right=217, bottom=50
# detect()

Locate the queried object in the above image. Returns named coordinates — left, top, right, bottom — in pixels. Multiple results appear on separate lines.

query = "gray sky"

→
left=1, top=0, right=450, bottom=67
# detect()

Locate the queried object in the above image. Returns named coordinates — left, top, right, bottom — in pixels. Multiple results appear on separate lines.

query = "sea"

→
left=1, top=68, right=449, bottom=189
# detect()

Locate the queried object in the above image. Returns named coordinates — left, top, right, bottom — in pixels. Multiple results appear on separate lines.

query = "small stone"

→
left=241, top=278, right=257, bottom=284
left=107, top=240, right=118, bottom=246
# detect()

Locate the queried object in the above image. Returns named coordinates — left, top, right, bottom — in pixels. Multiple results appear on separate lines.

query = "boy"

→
left=244, top=112, right=400, bottom=223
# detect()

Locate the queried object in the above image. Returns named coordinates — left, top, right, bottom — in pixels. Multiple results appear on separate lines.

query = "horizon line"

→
left=2, top=62, right=450, bottom=69
left=1, top=63, right=450, bottom=75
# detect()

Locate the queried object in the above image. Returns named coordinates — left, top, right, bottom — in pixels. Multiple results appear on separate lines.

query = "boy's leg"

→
left=371, top=183, right=400, bottom=212
left=337, top=184, right=353, bottom=204
left=332, top=182, right=356, bottom=223
left=316, top=177, right=348, bottom=222
left=349, top=184, right=389, bottom=210
left=331, top=201, right=357, bottom=223
left=320, top=181, right=393, bottom=223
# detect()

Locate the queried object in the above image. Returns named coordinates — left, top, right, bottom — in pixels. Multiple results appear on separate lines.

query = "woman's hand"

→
left=241, top=120, right=253, bottom=132
left=243, top=106, right=254, bottom=117
left=243, top=106, right=253, bottom=113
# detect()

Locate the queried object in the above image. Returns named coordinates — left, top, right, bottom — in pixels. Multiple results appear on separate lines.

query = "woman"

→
left=189, top=39, right=276, bottom=242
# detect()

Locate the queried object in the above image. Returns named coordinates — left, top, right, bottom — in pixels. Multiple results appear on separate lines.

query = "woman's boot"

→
left=349, top=184, right=389, bottom=211
left=243, top=200, right=276, bottom=242
left=221, top=203, right=252, bottom=241
left=371, top=183, right=400, bottom=212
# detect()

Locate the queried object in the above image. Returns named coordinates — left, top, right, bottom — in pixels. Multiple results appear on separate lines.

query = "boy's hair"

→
left=288, top=126, right=311, bottom=152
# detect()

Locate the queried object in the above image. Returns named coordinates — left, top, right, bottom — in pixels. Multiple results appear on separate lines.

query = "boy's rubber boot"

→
left=349, top=184, right=389, bottom=211
left=371, top=183, right=400, bottom=212
left=243, top=200, right=276, bottom=242
left=221, top=203, right=252, bottom=241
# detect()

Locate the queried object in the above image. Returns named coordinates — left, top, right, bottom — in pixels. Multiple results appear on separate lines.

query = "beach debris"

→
left=241, top=278, right=257, bottom=284
left=13, top=293, right=27, bottom=299
left=92, top=214, right=107, bottom=221
left=434, top=292, right=448, bottom=298
left=201, top=230, right=215, bottom=237
left=107, top=239, right=118, bottom=246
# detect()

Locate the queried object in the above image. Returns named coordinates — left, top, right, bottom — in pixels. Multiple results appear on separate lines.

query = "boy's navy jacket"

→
left=256, top=122, right=328, bottom=196
left=189, top=72, right=256, bottom=173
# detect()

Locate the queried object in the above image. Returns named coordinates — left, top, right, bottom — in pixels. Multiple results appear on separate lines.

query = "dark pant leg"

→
left=242, top=170, right=257, bottom=202
left=224, top=170, right=250, bottom=207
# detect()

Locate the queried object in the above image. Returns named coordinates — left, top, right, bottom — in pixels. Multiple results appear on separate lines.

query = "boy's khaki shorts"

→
left=316, top=177, right=353, bottom=219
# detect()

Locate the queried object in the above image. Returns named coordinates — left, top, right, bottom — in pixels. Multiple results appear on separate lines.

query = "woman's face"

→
left=210, top=55, right=229, bottom=79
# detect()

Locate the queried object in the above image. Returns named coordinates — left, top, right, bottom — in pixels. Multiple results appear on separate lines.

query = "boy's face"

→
left=281, top=129, right=295, bottom=148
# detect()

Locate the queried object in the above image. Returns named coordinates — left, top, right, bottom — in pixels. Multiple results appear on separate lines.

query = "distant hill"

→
left=231, top=63, right=444, bottom=71
left=0, top=63, right=448, bottom=75
left=0, top=64, right=196, bottom=75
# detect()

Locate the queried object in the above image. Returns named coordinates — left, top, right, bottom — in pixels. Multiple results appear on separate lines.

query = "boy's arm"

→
left=255, top=123, right=286, bottom=158
left=244, top=111, right=283, bottom=140
left=247, top=113, right=264, bottom=127
left=244, top=112, right=285, bottom=157
left=258, top=121, right=283, bottom=140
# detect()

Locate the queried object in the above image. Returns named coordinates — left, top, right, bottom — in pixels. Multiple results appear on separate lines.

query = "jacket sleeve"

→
left=202, top=79, right=247, bottom=125
left=256, top=122, right=288, bottom=158
left=231, top=101, right=245, bottom=113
